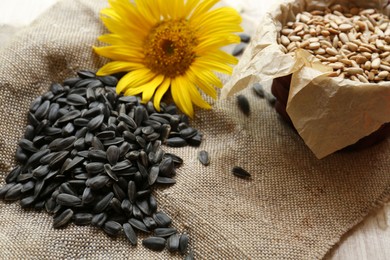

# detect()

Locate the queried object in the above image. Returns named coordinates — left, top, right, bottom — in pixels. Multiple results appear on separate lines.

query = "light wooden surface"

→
left=0, top=1, right=389, bottom=259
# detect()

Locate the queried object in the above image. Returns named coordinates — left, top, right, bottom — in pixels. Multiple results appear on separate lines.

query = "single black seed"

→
left=123, top=223, right=137, bottom=246
left=132, top=204, right=144, bottom=220
left=239, top=33, right=251, bottom=43
left=19, top=139, right=38, bottom=153
left=154, top=227, right=177, bottom=237
left=153, top=211, right=172, bottom=227
left=179, top=127, right=197, bottom=139
left=142, top=237, right=166, bottom=251
left=121, top=199, right=133, bottom=215
left=232, top=166, right=251, bottom=178
left=104, top=164, right=118, bottom=181
left=56, top=193, right=82, bottom=207
left=67, top=94, right=87, bottom=106
left=166, top=137, right=187, bottom=147
left=179, top=233, right=189, bottom=254
left=56, top=110, right=81, bottom=124
left=106, top=146, right=120, bottom=165
left=24, top=125, right=35, bottom=140
left=5, top=166, right=21, bottom=184
left=4, top=183, right=23, bottom=201
left=155, top=177, right=176, bottom=185
left=93, top=192, right=114, bottom=213
left=86, top=175, right=110, bottom=190
left=91, top=212, right=107, bottom=227
left=21, top=181, right=35, bottom=193
left=30, top=96, right=43, bottom=112
left=103, top=221, right=122, bottom=236
left=73, top=213, right=93, bottom=226
left=252, top=83, right=265, bottom=98
left=87, top=114, right=104, bottom=131
left=198, top=150, right=210, bottom=166
left=143, top=216, right=157, bottom=230
left=95, top=130, right=115, bottom=140
left=232, top=42, right=247, bottom=56
left=167, top=234, right=180, bottom=252
left=77, top=70, right=96, bottom=79
left=98, top=75, right=118, bottom=86
left=236, top=94, right=250, bottom=116
left=82, top=187, right=94, bottom=204
left=53, top=209, right=74, bottom=228
left=136, top=199, right=151, bottom=216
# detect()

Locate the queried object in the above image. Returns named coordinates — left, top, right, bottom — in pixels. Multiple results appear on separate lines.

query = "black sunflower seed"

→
left=53, top=209, right=74, bottom=228
left=236, top=94, right=250, bottom=116
left=179, top=233, right=189, bottom=254
left=166, top=137, right=187, bottom=147
left=56, top=110, right=81, bottom=124
left=87, top=114, right=104, bottom=131
left=123, top=223, right=137, bottom=246
left=198, top=150, right=210, bottom=166
left=232, top=42, right=247, bottom=56
left=103, top=220, right=122, bottom=236
left=93, top=192, right=114, bottom=213
left=91, top=212, right=107, bottom=227
left=153, top=211, right=172, bottom=228
left=142, top=237, right=166, bottom=251
left=232, top=166, right=251, bottom=178
left=56, top=193, right=82, bottom=207
left=5, top=166, right=21, bottom=184
left=167, top=234, right=180, bottom=252
left=73, top=213, right=93, bottom=226
left=154, top=227, right=177, bottom=237
left=239, top=33, right=251, bottom=43
left=252, top=83, right=265, bottom=98
left=34, top=100, right=50, bottom=120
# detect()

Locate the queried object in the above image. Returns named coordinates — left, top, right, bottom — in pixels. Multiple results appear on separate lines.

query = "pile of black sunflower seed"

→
left=0, top=70, right=201, bottom=257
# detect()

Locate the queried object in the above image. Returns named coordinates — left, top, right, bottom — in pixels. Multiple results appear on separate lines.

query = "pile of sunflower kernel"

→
left=277, top=4, right=390, bottom=83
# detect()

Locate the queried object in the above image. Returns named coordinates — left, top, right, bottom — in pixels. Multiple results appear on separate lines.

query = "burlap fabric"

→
left=1, top=0, right=390, bottom=259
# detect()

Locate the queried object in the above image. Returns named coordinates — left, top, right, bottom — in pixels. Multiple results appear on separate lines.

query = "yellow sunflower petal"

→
left=116, top=68, right=155, bottom=94
left=153, top=77, right=171, bottom=112
left=176, top=76, right=194, bottom=117
left=191, top=7, right=242, bottom=30
left=190, top=0, right=220, bottom=21
left=96, top=61, right=144, bottom=76
left=140, top=74, right=165, bottom=103
left=169, top=0, right=185, bottom=19
left=93, top=46, right=144, bottom=62
left=184, top=0, right=201, bottom=17
left=171, top=77, right=194, bottom=118
left=98, top=33, right=143, bottom=47
left=187, top=83, right=212, bottom=109
left=186, top=69, right=217, bottom=99
left=135, top=0, right=159, bottom=25
left=194, top=58, right=233, bottom=74
left=190, top=65, right=223, bottom=88
left=194, top=34, right=240, bottom=53
left=109, top=0, right=153, bottom=32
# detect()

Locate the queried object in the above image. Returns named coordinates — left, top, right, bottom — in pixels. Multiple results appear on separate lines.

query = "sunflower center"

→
left=144, top=19, right=197, bottom=78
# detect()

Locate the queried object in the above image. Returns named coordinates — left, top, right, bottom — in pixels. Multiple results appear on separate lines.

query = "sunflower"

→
left=94, top=0, right=242, bottom=117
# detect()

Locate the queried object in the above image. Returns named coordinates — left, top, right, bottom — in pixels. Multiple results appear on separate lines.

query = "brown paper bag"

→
left=222, top=0, right=390, bottom=158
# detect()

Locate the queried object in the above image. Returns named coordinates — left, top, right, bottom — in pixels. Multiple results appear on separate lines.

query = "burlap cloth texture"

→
left=1, top=0, right=390, bottom=259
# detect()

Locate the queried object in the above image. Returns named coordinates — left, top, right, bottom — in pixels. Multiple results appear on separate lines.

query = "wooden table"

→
left=0, top=0, right=389, bottom=259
